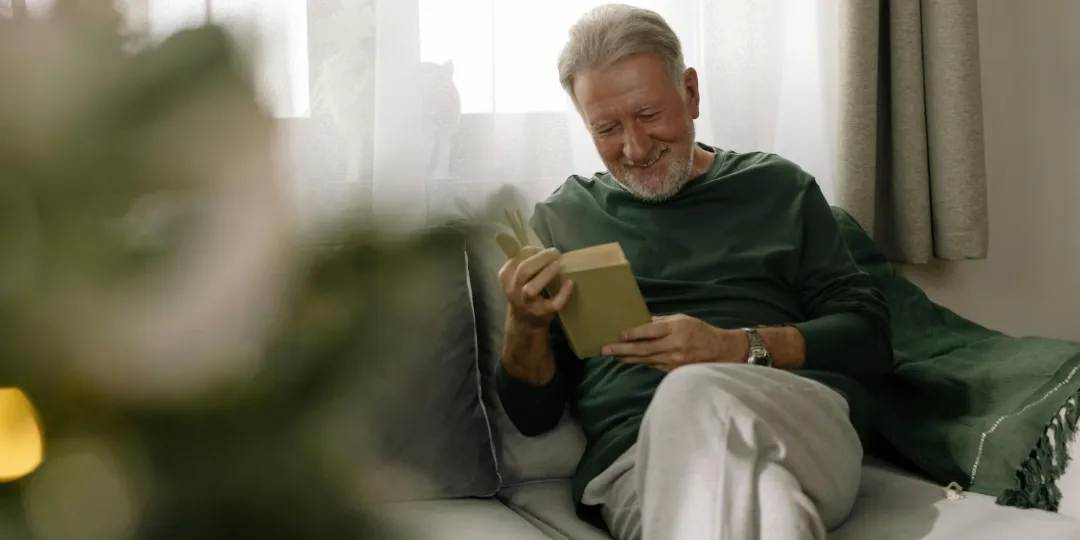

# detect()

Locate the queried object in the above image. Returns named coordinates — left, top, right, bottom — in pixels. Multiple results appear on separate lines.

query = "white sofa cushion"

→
left=497, top=460, right=1080, bottom=540
left=380, top=498, right=553, bottom=540
left=499, top=480, right=610, bottom=540
left=831, top=460, right=1080, bottom=539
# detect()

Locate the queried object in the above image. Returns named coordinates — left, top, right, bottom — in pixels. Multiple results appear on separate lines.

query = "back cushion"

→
left=465, top=221, right=586, bottom=486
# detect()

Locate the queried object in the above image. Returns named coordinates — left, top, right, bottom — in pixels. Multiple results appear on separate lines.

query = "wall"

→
left=899, top=0, right=1080, bottom=341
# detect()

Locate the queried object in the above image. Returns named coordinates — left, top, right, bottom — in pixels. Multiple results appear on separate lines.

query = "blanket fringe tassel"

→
left=996, top=389, right=1080, bottom=511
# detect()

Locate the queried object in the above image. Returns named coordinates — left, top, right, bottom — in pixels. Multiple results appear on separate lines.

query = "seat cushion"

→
left=832, top=460, right=1080, bottom=539
left=380, top=498, right=553, bottom=540
left=499, top=480, right=610, bottom=540
left=498, top=461, right=1080, bottom=540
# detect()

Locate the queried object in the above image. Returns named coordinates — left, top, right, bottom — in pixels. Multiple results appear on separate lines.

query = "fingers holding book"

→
left=498, top=246, right=575, bottom=330
left=492, top=210, right=649, bottom=358
left=515, top=247, right=560, bottom=297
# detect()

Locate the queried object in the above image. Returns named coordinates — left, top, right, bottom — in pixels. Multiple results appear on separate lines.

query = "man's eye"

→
left=640, top=112, right=658, bottom=121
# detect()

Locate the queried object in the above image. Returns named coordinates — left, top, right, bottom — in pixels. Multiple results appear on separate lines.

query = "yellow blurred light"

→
left=0, top=387, right=44, bottom=482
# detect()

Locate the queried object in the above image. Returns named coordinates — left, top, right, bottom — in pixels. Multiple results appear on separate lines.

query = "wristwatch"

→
left=742, top=327, right=773, bottom=367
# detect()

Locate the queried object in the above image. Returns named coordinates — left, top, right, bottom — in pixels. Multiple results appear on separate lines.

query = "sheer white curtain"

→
left=140, top=0, right=841, bottom=231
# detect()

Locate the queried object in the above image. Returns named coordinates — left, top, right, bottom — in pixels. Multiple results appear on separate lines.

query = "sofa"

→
left=367, top=204, right=1080, bottom=540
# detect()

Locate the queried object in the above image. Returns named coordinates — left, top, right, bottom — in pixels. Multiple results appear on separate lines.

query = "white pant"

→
left=581, top=364, right=863, bottom=540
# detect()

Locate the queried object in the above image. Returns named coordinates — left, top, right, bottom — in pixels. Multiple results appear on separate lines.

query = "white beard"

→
left=610, top=122, right=697, bottom=203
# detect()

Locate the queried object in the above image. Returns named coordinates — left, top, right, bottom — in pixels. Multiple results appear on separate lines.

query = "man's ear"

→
left=682, top=67, right=701, bottom=119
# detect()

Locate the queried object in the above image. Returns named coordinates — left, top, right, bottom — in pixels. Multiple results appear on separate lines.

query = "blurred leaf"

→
left=0, top=6, right=449, bottom=539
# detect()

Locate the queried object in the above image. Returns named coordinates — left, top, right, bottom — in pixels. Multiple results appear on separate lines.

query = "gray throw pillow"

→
left=321, top=229, right=501, bottom=501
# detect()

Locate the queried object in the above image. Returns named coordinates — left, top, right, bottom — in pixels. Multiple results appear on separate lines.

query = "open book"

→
left=496, top=210, right=651, bottom=359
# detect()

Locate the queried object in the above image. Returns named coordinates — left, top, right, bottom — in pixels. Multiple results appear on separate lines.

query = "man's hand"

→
left=498, top=245, right=575, bottom=331
left=600, top=314, right=750, bottom=372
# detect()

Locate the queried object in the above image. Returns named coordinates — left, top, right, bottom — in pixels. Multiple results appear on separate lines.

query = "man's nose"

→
left=622, top=124, right=652, bottom=164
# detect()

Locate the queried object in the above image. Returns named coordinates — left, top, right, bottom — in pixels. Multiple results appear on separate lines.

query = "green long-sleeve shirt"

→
left=495, top=145, right=893, bottom=524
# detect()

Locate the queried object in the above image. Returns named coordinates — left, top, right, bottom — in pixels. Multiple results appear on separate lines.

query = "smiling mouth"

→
left=631, top=148, right=667, bottom=169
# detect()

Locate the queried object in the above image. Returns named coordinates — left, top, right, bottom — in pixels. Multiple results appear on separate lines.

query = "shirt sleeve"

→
left=493, top=204, right=586, bottom=437
left=791, top=179, right=894, bottom=380
left=494, top=319, right=584, bottom=436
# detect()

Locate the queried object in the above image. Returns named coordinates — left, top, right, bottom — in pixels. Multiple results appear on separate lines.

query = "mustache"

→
left=620, top=146, right=669, bottom=168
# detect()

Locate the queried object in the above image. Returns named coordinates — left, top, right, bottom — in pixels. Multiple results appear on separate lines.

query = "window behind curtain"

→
left=144, top=0, right=310, bottom=119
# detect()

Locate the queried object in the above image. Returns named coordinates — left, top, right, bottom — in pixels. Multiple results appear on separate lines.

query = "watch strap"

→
left=742, top=327, right=773, bottom=367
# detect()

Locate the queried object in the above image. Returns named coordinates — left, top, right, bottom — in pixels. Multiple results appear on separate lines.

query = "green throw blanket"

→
left=832, top=207, right=1080, bottom=512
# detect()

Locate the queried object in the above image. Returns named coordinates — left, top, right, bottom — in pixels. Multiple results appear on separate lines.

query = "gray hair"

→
left=557, top=4, right=687, bottom=101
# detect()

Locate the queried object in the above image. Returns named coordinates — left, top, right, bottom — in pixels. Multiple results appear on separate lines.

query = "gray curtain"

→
left=837, top=0, right=988, bottom=264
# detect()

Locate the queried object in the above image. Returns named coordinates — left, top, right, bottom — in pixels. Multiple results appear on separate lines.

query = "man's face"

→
left=573, top=52, right=701, bottom=202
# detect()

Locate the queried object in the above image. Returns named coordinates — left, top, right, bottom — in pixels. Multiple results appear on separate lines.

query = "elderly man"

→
left=495, top=4, right=892, bottom=540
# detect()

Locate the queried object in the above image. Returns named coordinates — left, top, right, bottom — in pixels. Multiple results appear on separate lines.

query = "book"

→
left=496, top=210, right=651, bottom=359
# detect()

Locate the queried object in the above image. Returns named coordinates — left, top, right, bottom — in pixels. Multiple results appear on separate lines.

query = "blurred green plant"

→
left=0, top=3, right=451, bottom=539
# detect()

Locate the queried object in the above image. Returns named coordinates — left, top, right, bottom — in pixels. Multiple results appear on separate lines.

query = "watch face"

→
left=749, top=350, right=771, bottom=366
